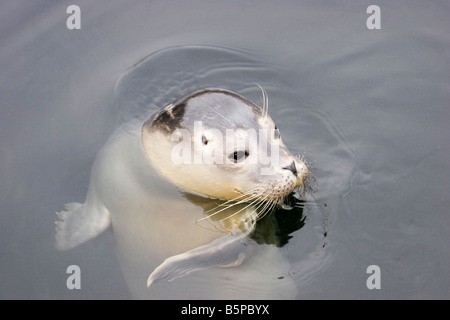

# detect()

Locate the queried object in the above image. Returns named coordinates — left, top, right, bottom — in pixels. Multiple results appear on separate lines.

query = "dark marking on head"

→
left=149, top=102, right=186, bottom=133
left=143, top=88, right=266, bottom=136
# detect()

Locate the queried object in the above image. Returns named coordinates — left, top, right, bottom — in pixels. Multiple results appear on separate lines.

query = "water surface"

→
left=0, top=0, right=449, bottom=299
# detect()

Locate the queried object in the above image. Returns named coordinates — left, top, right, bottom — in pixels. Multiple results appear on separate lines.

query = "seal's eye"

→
left=202, top=135, right=208, bottom=145
left=274, top=126, right=280, bottom=140
left=229, top=150, right=249, bottom=163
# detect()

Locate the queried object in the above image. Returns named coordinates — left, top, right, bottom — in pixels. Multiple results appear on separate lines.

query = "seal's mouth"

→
left=296, top=171, right=308, bottom=187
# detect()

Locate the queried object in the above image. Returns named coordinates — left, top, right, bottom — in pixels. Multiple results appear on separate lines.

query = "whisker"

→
left=265, top=200, right=280, bottom=218
left=204, top=192, right=255, bottom=209
left=202, top=194, right=259, bottom=216
left=255, top=198, right=278, bottom=221
left=237, top=192, right=276, bottom=222
left=195, top=217, right=227, bottom=233
left=206, top=191, right=259, bottom=210
left=196, top=189, right=264, bottom=222
left=197, top=183, right=305, bottom=232
left=256, top=84, right=269, bottom=119
left=217, top=200, right=258, bottom=222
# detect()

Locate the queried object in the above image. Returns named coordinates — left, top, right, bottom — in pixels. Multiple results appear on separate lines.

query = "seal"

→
left=55, top=88, right=308, bottom=299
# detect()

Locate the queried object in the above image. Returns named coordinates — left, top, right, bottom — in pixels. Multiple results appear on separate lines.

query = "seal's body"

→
left=55, top=88, right=307, bottom=299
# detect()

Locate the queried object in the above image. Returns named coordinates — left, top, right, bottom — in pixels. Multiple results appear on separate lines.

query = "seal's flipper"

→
left=147, top=233, right=255, bottom=287
left=55, top=200, right=111, bottom=251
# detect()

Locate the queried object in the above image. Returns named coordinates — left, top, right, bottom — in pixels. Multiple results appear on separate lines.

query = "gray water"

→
left=1, top=0, right=449, bottom=299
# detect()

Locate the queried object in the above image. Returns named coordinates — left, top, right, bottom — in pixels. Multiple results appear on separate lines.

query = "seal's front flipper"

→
left=55, top=199, right=111, bottom=251
left=147, top=232, right=255, bottom=287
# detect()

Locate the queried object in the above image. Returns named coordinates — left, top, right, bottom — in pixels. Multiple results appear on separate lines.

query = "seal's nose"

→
left=283, top=161, right=298, bottom=177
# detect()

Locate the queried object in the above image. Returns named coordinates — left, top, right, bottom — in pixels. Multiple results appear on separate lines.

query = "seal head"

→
left=142, top=88, right=308, bottom=203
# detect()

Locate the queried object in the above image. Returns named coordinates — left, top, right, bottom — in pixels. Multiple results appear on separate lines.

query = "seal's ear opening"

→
left=274, top=126, right=281, bottom=140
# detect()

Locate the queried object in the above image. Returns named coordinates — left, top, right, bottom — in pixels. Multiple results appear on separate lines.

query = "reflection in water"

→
left=253, top=193, right=306, bottom=247
left=183, top=190, right=308, bottom=248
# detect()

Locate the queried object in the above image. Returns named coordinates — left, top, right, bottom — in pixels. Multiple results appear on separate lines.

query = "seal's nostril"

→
left=283, top=161, right=297, bottom=177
